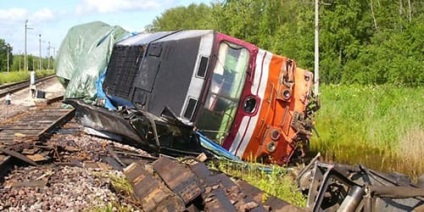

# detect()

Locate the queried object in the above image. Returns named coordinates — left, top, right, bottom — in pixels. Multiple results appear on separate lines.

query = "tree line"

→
left=0, top=38, right=54, bottom=72
left=147, top=0, right=424, bottom=86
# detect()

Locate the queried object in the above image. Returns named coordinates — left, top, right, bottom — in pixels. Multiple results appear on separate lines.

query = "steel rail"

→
left=0, top=75, right=56, bottom=98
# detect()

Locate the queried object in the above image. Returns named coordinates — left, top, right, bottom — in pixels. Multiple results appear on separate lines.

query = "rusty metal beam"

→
left=46, top=95, right=64, bottom=105
left=105, top=145, right=126, bottom=167
left=37, top=109, right=75, bottom=140
left=0, top=148, right=37, bottom=166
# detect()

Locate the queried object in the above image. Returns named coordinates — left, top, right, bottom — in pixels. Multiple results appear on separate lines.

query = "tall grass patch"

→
left=210, top=160, right=306, bottom=207
left=311, top=84, right=424, bottom=178
left=0, top=69, right=55, bottom=85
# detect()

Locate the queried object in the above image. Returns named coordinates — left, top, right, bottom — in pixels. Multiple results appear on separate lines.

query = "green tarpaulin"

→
left=55, top=21, right=128, bottom=101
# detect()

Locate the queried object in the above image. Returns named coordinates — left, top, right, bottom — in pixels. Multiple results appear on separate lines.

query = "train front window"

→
left=196, top=42, right=250, bottom=144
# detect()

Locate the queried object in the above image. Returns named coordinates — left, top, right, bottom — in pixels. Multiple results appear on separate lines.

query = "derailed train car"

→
left=65, top=29, right=318, bottom=164
left=60, top=26, right=424, bottom=211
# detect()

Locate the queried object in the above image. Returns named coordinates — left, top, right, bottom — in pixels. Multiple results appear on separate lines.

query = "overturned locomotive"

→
left=61, top=27, right=318, bottom=165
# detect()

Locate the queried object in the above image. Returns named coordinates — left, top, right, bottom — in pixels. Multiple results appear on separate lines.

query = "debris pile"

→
left=0, top=117, right=301, bottom=211
left=123, top=156, right=302, bottom=211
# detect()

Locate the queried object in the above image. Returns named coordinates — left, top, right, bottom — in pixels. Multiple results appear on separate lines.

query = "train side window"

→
left=196, top=42, right=250, bottom=143
left=196, top=56, right=209, bottom=78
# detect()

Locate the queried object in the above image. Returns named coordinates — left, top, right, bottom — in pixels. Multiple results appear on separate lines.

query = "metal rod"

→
left=24, top=19, right=33, bottom=71
left=6, top=44, right=9, bottom=73
left=47, top=42, right=50, bottom=69
left=106, top=146, right=126, bottom=167
left=314, top=0, right=320, bottom=95
left=18, top=50, right=21, bottom=71
left=39, top=34, right=42, bottom=71
left=338, top=185, right=365, bottom=212
left=24, top=20, right=28, bottom=71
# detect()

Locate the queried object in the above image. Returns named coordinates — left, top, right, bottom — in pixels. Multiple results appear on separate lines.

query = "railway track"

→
left=0, top=103, right=74, bottom=144
left=0, top=102, right=74, bottom=181
left=0, top=75, right=56, bottom=98
left=0, top=101, right=301, bottom=211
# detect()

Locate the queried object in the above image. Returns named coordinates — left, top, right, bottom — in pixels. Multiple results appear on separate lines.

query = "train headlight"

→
left=270, top=129, right=281, bottom=141
left=282, top=89, right=291, bottom=100
left=267, top=142, right=277, bottom=153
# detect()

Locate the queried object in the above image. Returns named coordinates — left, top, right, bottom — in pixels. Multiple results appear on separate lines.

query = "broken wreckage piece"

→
left=296, top=155, right=424, bottom=211
left=64, top=98, right=205, bottom=158
left=124, top=156, right=299, bottom=211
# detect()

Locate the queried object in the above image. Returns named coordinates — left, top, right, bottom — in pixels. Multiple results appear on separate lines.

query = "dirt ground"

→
left=0, top=77, right=65, bottom=122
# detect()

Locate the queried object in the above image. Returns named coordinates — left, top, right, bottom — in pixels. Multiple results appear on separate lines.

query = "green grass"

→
left=0, top=69, right=55, bottom=85
left=88, top=202, right=133, bottom=212
left=311, top=84, right=424, bottom=179
left=209, top=160, right=306, bottom=207
left=87, top=171, right=138, bottom=212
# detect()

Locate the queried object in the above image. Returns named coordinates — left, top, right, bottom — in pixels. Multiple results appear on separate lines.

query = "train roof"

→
left=117, top=30, right=215, bottom=46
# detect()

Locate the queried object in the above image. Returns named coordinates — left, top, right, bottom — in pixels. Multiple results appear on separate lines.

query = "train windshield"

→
left=196, top=41, right=250, bottom=144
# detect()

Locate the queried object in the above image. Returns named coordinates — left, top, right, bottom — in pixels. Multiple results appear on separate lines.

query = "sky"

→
left=0, top=0, right=212, bottom=57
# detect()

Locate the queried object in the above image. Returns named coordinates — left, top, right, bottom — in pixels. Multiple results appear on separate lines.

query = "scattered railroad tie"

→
left=9, top=180, right=48, bottom=189
left=124, top=161, right=186, bottom=211
left=152, top=156, right=203, bottom=204
left=235, top=180, right=303, bottom=211
left=190, top=162, right=302, bottom=211
left=0, top=148, right=38, bottom=166
left=124, top=156, right=300, bottom=211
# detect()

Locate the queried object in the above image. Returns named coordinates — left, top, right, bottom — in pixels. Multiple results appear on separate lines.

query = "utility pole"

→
left=39, top=34, right=42, bottom=71
left=6, top=44, right=10, bottom=73
left=47, top=42, right=50, bottom=69
left=47, top=42, right=55, bottom=69
left=18, top=50, right=21, bottom=71
left=24, top=19, right=33, bottom=71
left=24, top=20, right=28, bottom=71
left=314, top=0, right=319, bottom=95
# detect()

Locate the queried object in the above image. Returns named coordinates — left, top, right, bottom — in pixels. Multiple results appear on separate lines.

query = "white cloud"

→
left=76, top=0, right=162, bottom=14
left=0, top=8, right=28, bottom=22
left=0, top=8, right=55, bottom=23
left=31, top=8, right=55, bottom=22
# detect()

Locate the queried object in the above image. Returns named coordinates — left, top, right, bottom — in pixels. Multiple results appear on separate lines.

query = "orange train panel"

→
left=241, top=54, right=313, bottom=165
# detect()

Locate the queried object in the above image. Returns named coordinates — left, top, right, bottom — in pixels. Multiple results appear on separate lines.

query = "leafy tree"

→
left=319, top=0, right=374, bottom=84
left=146, top=0, right=424, bottom=86
left=0, top=39, right=13, bottom=72
left=11, top=54, right=24, bottom=71
left=28, top=55, right=35, bottom=71
left=146, top=3, right=217, bottom=32
left=213, top=0, right=263, bottom=44
left=342, top=1, right=424, bottom=86
left=270, top=0, right=315, bottom=70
